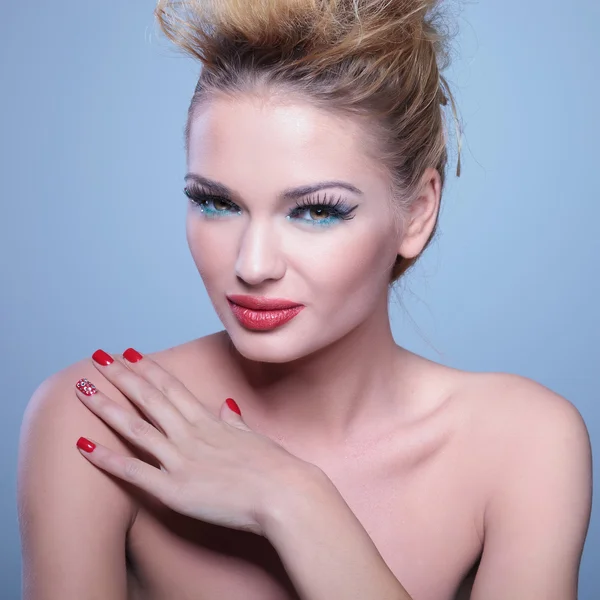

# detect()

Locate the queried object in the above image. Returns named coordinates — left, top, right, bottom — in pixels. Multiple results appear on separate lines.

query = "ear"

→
left=397, top=167, right=441, bottom=260
left=219, top=398, right=252, bottom=432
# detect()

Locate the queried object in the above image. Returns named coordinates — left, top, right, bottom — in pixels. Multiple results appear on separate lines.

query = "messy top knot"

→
left=155, top=0, right=462, bottom=284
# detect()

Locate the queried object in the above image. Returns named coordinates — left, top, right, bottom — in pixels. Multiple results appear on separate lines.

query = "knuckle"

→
left=160, top=378, right=185, bottom=396
left=91, top=394, right=110, bottom=411
left=123, top=458, right=142, bottom=481
left=142, top=388, right=164, bottom=407
left=129, top=417, right=152, bottom=438
left=109, top=370, right=130, bottom=391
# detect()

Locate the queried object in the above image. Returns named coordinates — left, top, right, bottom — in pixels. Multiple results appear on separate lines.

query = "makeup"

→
left=226, top=295, right=305, bottom=331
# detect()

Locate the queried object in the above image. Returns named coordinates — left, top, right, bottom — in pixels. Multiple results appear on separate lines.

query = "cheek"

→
left=186, top=218, right=231, bottom=282
left=303, top=231, right=394, bottom=311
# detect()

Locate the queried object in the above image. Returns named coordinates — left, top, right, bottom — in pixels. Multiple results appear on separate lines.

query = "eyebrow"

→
left=184, top=173, right=364, bottom=200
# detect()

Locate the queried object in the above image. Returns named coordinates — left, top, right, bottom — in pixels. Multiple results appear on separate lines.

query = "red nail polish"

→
left=123, top=348, right=143, bottom=363
left=225, top=398, right=241, bottom=415
left=76, top=378, right=98, bottom=396
left=92, top=349, right=114, bottom=366
left=77, top=437, right=96, bottom=453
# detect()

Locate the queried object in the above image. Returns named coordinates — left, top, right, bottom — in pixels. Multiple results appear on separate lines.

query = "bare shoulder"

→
left=454, top=370, right=592, bottom=528
left=144, top=330, right=227, bottom=369
left=444, top=370, right=593, bottom=598
left=143, top=331, right=238, bottom=411
left=444, top=369, right=592, bottom=474
left=140, top=330, right=227, bottom=368
left=20, top=332, right=225, bottom=507
left=18, top=353, right=153, bottom=598
left=21, top=354, right=147, bottom=518
left=457, top=370, right=591, bottom=450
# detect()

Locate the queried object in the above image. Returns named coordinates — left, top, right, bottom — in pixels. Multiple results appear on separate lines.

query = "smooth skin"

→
left=18, top=92, right=592, bottom=600
left=72, top=351, right=311, bottom=537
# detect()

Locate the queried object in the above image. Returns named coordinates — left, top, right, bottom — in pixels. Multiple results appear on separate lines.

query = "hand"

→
left=73, top=347, right=314, bottom=536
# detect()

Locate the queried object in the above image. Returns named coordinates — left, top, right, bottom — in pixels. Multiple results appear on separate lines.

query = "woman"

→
left=17, top=1, right=592, bottom=599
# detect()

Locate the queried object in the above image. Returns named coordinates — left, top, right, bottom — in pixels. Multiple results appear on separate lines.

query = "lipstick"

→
left=226, top=295, right=304, bottom=331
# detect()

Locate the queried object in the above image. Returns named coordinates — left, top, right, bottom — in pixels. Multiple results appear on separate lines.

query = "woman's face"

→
left=186, top=94, right=402, bottom=363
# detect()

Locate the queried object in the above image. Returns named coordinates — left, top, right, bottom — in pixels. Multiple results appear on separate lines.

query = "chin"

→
left=225, top=328, right=310, bottom=363
left=224, top=317, right=355, bottom=365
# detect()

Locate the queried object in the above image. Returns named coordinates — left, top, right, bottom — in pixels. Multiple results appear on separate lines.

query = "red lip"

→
left=226, top=294, right=303, bottom=310
left=228, top=302, right=304, bottom=331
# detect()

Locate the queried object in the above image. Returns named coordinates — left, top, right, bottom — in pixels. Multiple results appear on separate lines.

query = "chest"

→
left=125, top=450, right=484, bottom=600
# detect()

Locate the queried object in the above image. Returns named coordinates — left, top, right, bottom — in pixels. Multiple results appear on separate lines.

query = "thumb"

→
left=220, top=397, right=252, bottom=431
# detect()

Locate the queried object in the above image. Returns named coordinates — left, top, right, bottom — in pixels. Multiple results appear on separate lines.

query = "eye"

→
left=204, top=196, right=232, bottom=212
left=184, top=186, right=239, bottom=217
left=183, top=185, right=359, bottom=226
left=306, top=206, right=333, bottom=221
left=288, top=193, right=358, bottom=227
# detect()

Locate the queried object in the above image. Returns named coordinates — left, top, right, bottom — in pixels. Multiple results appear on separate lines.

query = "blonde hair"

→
left=155, top=0, right=462, bottom=285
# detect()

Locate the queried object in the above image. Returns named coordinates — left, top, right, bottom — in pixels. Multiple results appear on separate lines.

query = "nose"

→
left=235, top=219, right=286, bottom=285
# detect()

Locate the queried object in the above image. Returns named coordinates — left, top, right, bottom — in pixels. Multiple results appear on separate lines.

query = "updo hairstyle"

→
left=155, top=0, right=462, bottom=284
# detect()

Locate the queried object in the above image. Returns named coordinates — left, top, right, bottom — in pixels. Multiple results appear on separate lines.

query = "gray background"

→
left=1, top=0, right=598, bottom=597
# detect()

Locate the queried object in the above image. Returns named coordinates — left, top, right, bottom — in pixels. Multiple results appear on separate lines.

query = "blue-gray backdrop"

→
left=1, top=1, right=598, bottom=598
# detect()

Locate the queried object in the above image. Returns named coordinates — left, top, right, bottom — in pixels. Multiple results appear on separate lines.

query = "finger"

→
left=120, top=347, right=218, bottom=427
left=90, top=349, right=190, bottom=439
left=75, top=377, right=180, bottom=470
left=219, top=397, right=252, bottom=432
left=76, top=435, right=175, bottom=505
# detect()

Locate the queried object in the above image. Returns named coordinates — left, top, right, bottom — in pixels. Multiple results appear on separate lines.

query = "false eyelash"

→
left=184, top=186, right=238, bottom=211
left=183, top=183, right=358, bottom=221
left=290, top=192, right=357, bottom=221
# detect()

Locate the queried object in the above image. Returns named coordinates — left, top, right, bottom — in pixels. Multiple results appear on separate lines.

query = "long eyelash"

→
left=184, top=184, right=237, bottom=210
left=183, top=184, right=358, bottom=221
left=290, top=192, right=357, bottom=221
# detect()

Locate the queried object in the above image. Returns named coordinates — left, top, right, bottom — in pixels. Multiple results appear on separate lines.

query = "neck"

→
left=222, top=294, right=414, bottom=447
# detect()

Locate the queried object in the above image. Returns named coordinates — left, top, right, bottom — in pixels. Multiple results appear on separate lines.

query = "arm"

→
left=259, top=466, right=413, bottom=600
left=470, top=378, right=592, bottom=600
left=18, top=358, right=138, bottom=600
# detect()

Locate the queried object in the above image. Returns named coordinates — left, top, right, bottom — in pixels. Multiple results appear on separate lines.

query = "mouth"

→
left=226, top=294, right=303, bottom=310
left=226, top=295, right=304, bottom=331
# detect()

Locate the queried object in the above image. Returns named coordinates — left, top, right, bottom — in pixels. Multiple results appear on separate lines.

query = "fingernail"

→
left=225, top=398, right=241, bottom=415
left=76, top=378, right=98, bottom=396
left=92, top=349, right=114, bottom=366
left=77, top=437, right=96, bottom=453
left=123, top=348, right=143, bottom=363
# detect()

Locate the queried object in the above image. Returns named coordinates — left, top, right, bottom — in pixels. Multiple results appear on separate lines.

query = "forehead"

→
left=186, top=95, right=384, bottom=188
